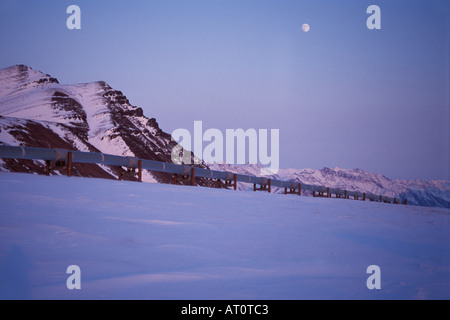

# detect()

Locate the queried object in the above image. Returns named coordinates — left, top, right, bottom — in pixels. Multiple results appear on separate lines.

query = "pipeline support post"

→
left=138, top=160, right=142, bottom=182
left=191, top=167, right=195, bottom=186
left=67, top=152, right=72, bottom=177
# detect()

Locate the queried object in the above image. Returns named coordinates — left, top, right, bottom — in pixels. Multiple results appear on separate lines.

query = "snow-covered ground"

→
left=0, top=172, right=449, bottom=299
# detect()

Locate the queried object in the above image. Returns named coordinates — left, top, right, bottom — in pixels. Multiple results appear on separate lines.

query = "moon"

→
left=302, top=23, right=310, bottom=32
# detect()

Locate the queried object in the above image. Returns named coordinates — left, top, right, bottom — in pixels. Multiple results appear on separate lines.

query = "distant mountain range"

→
left=210, top=163, right=450, bottom=208
left=0, top=65, right=448, bottom=208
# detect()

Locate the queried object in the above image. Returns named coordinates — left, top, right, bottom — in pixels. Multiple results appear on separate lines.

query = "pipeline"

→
left=0, top=145, right=406, bottom=205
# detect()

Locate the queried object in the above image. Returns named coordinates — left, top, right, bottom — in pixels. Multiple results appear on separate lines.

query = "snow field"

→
left=0, top=172, right=448, bottom=299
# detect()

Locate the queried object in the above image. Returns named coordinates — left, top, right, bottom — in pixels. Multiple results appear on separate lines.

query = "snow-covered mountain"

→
left=210, top=163, right=450, bottom=208
left=0, top=64, right=448, bottom=208
left=0, top=64, right=212, bottom=186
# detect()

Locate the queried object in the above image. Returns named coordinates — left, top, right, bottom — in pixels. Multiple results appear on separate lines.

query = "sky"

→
left=0, top=0, right=448, bottom=180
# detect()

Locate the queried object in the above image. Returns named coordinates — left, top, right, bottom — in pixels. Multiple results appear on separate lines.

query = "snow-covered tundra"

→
left=0, top=172, right=448, bottom=299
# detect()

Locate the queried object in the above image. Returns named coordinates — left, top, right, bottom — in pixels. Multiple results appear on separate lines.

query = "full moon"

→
left=302, top=23, right=310, bottom=32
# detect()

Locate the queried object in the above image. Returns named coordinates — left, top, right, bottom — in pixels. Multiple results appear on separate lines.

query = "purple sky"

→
left=0, top=0, right=448, bottom=180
